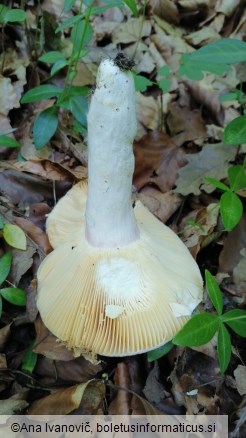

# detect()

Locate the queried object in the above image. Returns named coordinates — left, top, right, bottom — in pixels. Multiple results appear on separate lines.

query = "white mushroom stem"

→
left=85, top=59, right=140, bottom=248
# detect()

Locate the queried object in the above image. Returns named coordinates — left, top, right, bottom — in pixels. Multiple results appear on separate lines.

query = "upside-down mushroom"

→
left=37, top=59, right=203, bottom=357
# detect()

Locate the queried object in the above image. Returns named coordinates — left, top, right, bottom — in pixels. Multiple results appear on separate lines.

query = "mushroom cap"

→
left=37, top=182, right=203, bottom=357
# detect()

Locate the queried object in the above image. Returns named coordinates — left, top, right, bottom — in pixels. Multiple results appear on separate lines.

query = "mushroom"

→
left=37, top=59, right=203, bottom=357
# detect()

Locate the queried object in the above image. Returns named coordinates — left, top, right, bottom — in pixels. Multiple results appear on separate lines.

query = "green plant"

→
left=205, top=159, right=246, bottom=230
left=147, top=340, right=173, bottom=362
left=172, top=270, right=246, bottom=373
left=0, top=252, right=26, bottom=316
left=0, top=218, right=27, bottom=314
left=224, top=115, right=246, bottom=145
left=21, top=342, right=37, bottom=374
left=0, top=136, right=20, bottom=148
left=0, top=216, right=27, bottom=250
left=134, top=64, right=172, bottom=93
left=135, top=39, right=246, bottom=90
left=20, top=0, right=139, bottom=149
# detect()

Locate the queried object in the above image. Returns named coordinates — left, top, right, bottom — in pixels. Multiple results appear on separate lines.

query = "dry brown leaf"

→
left=26, top=279, right=38, bottom=323
left=112, top=18, right=152, bottom=44
left=0, top=398, right=28, bottom=415
left=231, top=7, right=246, bottom=39
left=180, top=203, right=220, bottom=257
left=27, top=203, right=51, bottom=229
left=233, top=248, right=246, bottom=295
left=0, top=325, right=11, bottom=351
left=136, top=93, right=159, bottom=134
left=150, top=33, right=173, bottom=65
left=136, top=51, right=155, bottom=74
left=34, top=317, right=75, bottom=361
left=185, top=27, right=220, bottom=45
left=216, top=0, right=241, bottom=16
left=234, top=365, right=246, bottom=396
left=36, top=356, right=102, bottom=384
left=178, top=0, right=211, bottom=25
left=143, top=362, right=165, bottom=404
left=0, top=77, right=20, bottom=115
left=175, top=142, right=237, bottom=195
left=78, top=380, right=105, bottom=414
left=14, top=217, right=52, bottom=255
left=150, top=0, right=180, bottom=24
left=0, top=354, right=7, bottom=369
left=28, top=380, right=104, bottom=415
left=109, top=362, right=130, bottom=414
left=41, top=0, right=63, bottom=16
left=0, top=53, right=27, bottom=117
left=0, top=168, right=72, bottom=205
left=138, top=187, right=182, bottom=223
left=219, top=214, right=246, bottom=273
left=184, top=77, right=232, bottom=125
left=109, top=361, right=159, bottom=415
left=167, top=101, right=207, bottom=146
left=134, top=132, right=187, bottom=192
left=73, top=62, right=95, bottom=86
left=151, top=22, right=192, bottom=71
left=170, top=349, right=221, bottom=414
left=15, top=160, right=72, bottom=181
left=10, top=243, right=36, bottom=285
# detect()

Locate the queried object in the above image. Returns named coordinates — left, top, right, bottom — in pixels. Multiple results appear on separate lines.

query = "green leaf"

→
left=0, top=288, right=26, bottom=306
left=0, top=135, right=20, bottom=148
left=73, top=120, right=87, bottom=133
left=147, top=341, right=173, bottom=362
left=228, top=165, right=246, bottom=192
left=69, top=96, right=88, bottom=125
left=157, top=79, right=172, bottom=93
left=158, top=65, right=170, bottom=77
left=50, top=59, right=68, bottom=76
left=71, top=48, right=88, bottom=61
left=178, top=61, right=203, bottom=80
left=188, top=39, right=246, bottom=64
left=21, top=85, right=63, bottom=104
left=205, top=270, right=223, bottom=316
left=219, top=92, right=240, bottom=103
left=3, top=9, right=26, bottom=23
left=179, top=55, right=231, bottom=80
left=71, top=20, right=93, bottom=52
left=220, top=191, right=243, bottom=230
left=205, top=177, right=230, bottom=192
left=0, top=252, right=12, bottom=286
left=55, top=14, right=83, bottom=33
left=123, top=0, right=138, bottom=16
left=0, top=216, right=3, bottom=229
left=33, top=106, right=59, bottom=149
left=64, top=0, right=77, bottom=12
left=217, top=323, right=231, bottom=373
left=59, top=95, right=87, bottom=125
left=64, top=85, right=89, bottom=97
left=88, top=1, right=124, bottom=17
left=222, top=309, right=246, bottom=337
left=0, top=5, right=9, bottom=23
left=173, top=313, right=219, bottom=347
left=3, top=224, right=27, bottom=250
left=21, top=345, right=37, bottom=373
left=133, top=74, right=153, bottom=92
left=39, top=51, right=66, bottom=64
left=224, top=116, right=246, bottom=145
